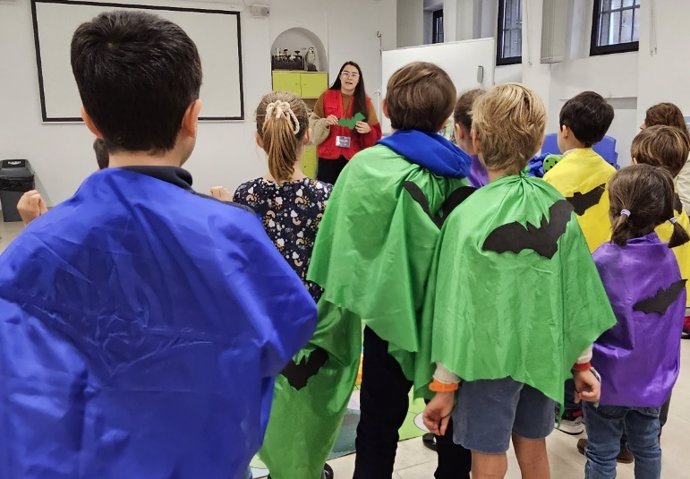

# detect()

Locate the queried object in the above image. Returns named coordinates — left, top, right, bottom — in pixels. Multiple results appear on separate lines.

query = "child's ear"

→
left=631, top=156, right=638, bottom=164
left=81, top=107, right=103, bottom=138
left=255, top=132, right=264, bottom=149
left=382, top=98, right=390, bottom=119
left=454, top=123, right=465, bottom=141
left=303, top=128, right=311, bottom=146
left=180, top=99, right=202, bottom=139
left=471, top=128, right=481, bottom=154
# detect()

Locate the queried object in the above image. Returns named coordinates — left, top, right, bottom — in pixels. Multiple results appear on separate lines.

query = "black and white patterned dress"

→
left=233, top=177, right=332, bottom=301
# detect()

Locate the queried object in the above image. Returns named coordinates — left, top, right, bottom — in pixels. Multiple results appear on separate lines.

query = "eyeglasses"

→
left=341, top=71, right=360, bottom=79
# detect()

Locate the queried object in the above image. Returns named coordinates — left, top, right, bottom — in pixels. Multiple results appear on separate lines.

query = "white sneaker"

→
left=555, top=415, right=585, bottom=435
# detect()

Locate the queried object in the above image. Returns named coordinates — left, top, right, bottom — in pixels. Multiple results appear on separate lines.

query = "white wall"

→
left=0, top=0, right=396, bottom=208
left=637, top=0, right=690, bottom=124
left=397, top=0, right=424, bottom=47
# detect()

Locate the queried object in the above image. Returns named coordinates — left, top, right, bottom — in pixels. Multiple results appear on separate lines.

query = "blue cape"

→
left=0, top=168, right=317, bottom=479
left=378, top=130, right=471, bottom=178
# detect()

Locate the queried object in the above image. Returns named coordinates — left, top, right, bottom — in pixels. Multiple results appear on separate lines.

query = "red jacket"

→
left=317, top=89, right=382, bottom=160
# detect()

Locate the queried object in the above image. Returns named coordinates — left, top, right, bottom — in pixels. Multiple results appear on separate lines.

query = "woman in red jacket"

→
left=311, top=61, right=382, bottom=184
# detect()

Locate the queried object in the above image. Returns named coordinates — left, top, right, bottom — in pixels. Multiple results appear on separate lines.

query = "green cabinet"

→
left=271, top=71, right=328, bottom=99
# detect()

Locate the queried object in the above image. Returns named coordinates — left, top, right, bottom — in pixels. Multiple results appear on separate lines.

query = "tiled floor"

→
left=2, top=219, right=689, bottom=478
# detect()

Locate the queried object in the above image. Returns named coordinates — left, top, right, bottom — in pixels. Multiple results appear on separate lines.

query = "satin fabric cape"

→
left=544, top=148, right=616, bottom=252
left=259, top=300, right=360, bottom=479
left=0, top=168, right=316, bottom=479
left=308, top=139, right=469, bottom=382
left=417, top=174, right=616, bottom=404
left=593, top=233, right=685, bottom=407
left=656, top=205, right=690, bottom=307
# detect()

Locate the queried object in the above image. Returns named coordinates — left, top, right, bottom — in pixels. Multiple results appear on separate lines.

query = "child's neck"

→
left=108, top=150, right=185, bottom=168
left=487, top=167, right=517, bottom=183
left=560, top=139, right=588, bottom=153
left=264, top=164, right=307, bottom=183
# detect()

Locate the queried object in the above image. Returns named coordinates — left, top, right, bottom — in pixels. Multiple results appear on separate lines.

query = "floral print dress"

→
left=233, top=177, right=332, bottom=301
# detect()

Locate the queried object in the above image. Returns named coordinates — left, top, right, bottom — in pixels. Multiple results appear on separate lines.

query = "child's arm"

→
left=572, top=345, right=601, bottom=403
left=423, top=363, right=459, bottom=436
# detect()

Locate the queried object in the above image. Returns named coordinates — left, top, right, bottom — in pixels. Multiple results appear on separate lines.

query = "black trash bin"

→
left=0, top=159, right=35, bottom=222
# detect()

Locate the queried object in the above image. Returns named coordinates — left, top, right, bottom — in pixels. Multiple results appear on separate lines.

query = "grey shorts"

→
left=452, top=377, right=556, bottom=453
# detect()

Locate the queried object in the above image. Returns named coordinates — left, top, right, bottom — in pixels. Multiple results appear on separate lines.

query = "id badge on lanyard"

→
left=336, top=136, right=351, bottom=148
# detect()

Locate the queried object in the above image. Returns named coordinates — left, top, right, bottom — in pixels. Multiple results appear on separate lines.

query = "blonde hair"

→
left=471, top=83, right=546, bottom=174
left=631, top=125, right=690, bottom=178
left=256, top=92, right=308, bottom=184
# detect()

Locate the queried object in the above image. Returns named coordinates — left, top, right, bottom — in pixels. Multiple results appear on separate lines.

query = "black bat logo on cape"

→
left=280, top=347, right=328, bottom=390
left=632, top=279, right=687, bottom=315
left=482, top=199, right=574, bottom=259
left=402, top=181, right=476, bottom=227
left=566, top=184, right=606, bottom=215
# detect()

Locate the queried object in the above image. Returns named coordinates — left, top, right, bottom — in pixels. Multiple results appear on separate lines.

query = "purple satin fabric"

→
left=467, top=155, right=488, bottom=188
left=592, top=233, right=685, bottom=407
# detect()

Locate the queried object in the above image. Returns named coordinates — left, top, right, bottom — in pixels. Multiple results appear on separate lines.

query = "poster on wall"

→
left=31, top=0, right=244, bottom=122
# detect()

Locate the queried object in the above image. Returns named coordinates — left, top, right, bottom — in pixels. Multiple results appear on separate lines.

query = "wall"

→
left=637, top=0, right=690, bottom=124
left=0, top=0, right=396, bottom=208
left=397, top=0, right=424, bottom=47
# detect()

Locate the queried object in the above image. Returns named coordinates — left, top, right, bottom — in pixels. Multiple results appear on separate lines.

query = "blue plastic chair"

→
left=541, top=133, right=619, bottom=169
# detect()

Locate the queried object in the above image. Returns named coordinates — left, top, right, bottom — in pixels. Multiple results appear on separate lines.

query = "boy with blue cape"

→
left=308, top=62, right=474, bottom=479
left=0, top=12, right=316, bottom=479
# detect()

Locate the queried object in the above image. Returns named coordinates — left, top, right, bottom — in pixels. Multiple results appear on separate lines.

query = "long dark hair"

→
left=330, top=61, right=369, bottom=122
left=608, top=164, right=689, bottom=247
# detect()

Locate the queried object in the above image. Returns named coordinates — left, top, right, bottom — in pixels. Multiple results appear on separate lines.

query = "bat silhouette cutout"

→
left=482, top=199, right=574, bottom=259
left=280, top=347, right=328, bottom=390
left=338, top=112, right=366, bottom=129
left=565, top=184, right=606, bottom=216
left=632, top=279, right=687, bottom=315
left=402, top=181, right=475, bottom=228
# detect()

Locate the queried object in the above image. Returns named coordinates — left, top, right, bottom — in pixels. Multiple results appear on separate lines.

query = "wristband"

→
left=572, top=361, right=591, bottom=372
left=429, top=379, right=459, bottom=393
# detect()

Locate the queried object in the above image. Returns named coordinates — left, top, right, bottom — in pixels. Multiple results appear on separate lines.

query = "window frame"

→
left=496, top=0, right=522, bottom=66
left=590, top=0, right=640, bottom=56
left=432, top=8, right=444, bottom=44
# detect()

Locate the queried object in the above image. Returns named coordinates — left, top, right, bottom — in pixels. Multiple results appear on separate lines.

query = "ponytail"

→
left=256, top=93, right=309, bottom=185
left=668, top=217, right=690, bottom=248
left=610, top=209, right=635, bottom=246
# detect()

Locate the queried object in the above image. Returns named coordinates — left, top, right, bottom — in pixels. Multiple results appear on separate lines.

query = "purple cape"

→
left=593, top=233, right=685, bottom=407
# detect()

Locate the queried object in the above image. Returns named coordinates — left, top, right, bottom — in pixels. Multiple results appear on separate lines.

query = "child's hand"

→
left=210, top=186, right=232, bottom=202
left=573, top=369, right=601, bottom=404
left=17, top=190, right=48, bottom=226
left=325, top=115, right=339, bottom=126
left=423, top=391, right=454, bottom=436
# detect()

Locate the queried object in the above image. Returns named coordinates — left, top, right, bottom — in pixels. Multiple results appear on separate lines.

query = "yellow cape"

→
left=544, top=148, right=616, bottom=252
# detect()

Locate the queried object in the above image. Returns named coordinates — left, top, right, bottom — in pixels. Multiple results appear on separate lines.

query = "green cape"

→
left=308, top=145, right=468, bottom=380
left=259, top=301, right=360, bottom=479
left=415, top=174, right=616, bottom=404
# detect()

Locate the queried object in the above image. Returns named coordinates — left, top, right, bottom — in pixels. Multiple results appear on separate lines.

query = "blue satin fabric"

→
left=378, top=130, right=471, bottom=179
left=0, top=168, right=317, bottom=479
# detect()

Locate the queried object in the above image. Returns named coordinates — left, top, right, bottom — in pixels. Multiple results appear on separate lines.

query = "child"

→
left=229, top=92, right=336, bottom=479
left=642, top=102, right=690, bottom=213
left=422, top=83, right=616, bottom=479
left=583, top=164, right=688, bottom=479
left=544, top=90, right=616, bottom=435
left=17, top=139, right=108, bottom=225
left=308, top=61, right=474, bottom=478
left=0, top=12, right=316, bottom=479
left=453, top=88, right=488, bottom=187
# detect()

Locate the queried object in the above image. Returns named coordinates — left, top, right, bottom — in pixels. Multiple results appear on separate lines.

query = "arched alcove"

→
left=271, top=27, right=327, bottom=72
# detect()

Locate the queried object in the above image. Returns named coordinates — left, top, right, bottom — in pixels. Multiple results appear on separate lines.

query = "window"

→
left=591, top=0, right=641, bottom=55
left=497, top=0, right=522, bottom=65
left=432, top=9, right=444, bottom=44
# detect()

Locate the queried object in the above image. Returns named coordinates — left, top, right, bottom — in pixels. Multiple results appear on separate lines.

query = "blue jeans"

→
left=583, top=402, right=661, bottom=479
